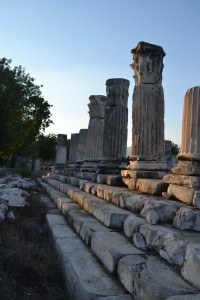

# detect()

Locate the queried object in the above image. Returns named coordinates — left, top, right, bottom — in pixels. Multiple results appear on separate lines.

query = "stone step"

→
left=46, top=213, right=130, bottom=300
left=38, top=178, right=200, bottom=295
left=43, top=174, right=200, bottom=232
left=42, top=177, right=132, bottom=229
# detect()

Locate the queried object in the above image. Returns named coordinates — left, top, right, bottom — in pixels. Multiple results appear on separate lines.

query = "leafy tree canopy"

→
left=171, top=141, right=180, bottom=155
left=0, top=58, right=53, bottom=158
left=35, top=133, right=57, bottom=161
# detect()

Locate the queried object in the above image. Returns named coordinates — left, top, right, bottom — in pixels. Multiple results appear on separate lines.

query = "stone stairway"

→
left=37, top=174, right=200, bottom=300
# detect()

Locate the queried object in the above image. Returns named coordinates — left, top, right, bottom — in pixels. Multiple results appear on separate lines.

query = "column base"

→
left=172, top=161, right=200, bottom=175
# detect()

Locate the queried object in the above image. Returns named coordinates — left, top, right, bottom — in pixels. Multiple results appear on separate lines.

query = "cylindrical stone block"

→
left=55, top=134, right=67, bottom=164
left=85, top=95, right=107, bottom=160
left=178, top=86, right=200, bottom=161
left=69, top=133, right=79, bottom=162
left=102, top=78, right=130, bottom=160
left=131, top=84, right=164, bottom=160
left=76, top=129, right=88, bottom=161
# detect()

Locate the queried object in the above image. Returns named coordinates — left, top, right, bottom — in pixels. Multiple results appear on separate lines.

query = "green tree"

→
left=36, top=133, right=57, bottom=161
left=0, top=58, right=53, bottom=158
left=171, top=142, right=180, bottom=155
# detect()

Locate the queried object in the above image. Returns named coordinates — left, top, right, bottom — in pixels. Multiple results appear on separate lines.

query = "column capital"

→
left=131, top=41, right=165, bottom=85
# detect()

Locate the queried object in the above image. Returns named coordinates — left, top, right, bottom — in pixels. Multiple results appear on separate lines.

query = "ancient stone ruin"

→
left=54, top=134, right=67, bottom=174
left=38, top=41, right=200, bottom=299
left=85, top=95, right=107, bottom=161
left=122, top=41, right=168, bottom=194
left=164, top=86, right=200, bottom=207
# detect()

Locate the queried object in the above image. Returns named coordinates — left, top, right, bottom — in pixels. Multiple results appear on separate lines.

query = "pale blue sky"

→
left=1, top=0, right=200, bottom=146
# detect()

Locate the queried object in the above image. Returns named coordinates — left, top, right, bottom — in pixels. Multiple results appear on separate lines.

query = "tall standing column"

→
left=85, top=95, right=107, bottom=160
left=69, top=133, right=79, bottom=162
left=131, top=41, right=165, bottom=161
left=54, top=134, right=67, bottom=174
left=164, top=86, right=200, bottom=207
left=122, top=42, right=168, bottom=194
left=102, top=78, right=130, bottom=160
left=76, top=129, right=88, bottom=162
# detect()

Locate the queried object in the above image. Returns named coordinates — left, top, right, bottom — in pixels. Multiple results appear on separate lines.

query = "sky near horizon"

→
left=1, top=0, right=200, bottom=146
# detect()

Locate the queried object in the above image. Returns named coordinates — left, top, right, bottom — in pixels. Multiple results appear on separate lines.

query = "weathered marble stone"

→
left=140, top=224, right=200, bottom=266
left=91, top=231, right=143, bottom=274
left=122, top=178, right=137, bottom=190
left=133, top=232, right=148, bottom=251
left=76, top=129, right=88, bottom=161
left=55, top=134, right=67, bottom=165
left=164, top=174, right=200, bottom=188
left=130, top=41, right=166, bottom=85
left=69, top=133, right=79, bottom=162
left=193, top=190, right=200, bottom=208
left=102, top=78, right=129, bottom=160
left=167, top=184, right=195, bottom=205
left=121, top=169, right=166, bottom=179
left=140, top=200, right=181, bottom=225
left=130, top=42, right=165, bottom=161
left=181, top=244, right=200, bottom=289
left=123, top=214, right=146, bottom=237
left=173, top=207, right=200, bottom=232
left=117, top=255, right=198, bottom=299
left=136, top=179, right=168, bottom=196
left=172, top=161, right=200, bottom=175
left=85, top=95, right=107, bottom=160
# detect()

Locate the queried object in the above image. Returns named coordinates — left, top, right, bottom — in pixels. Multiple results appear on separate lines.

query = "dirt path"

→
left=0, top=183, right=67, bottom=300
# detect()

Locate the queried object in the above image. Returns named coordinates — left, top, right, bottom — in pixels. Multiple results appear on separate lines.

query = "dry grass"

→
left=0, top=192, right=67, bottom=300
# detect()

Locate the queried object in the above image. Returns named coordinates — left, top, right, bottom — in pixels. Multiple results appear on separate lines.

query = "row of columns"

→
left=54, top=41, right=200, bottom=207
left=66, top=78, right=130, bottom=165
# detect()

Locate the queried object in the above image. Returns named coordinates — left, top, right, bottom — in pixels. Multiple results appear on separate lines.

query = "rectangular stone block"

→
left=117, top=255, right=198, bottom=299
left=167, top=184, right=195, bottom=205
left=164, top=174, right=200, bottom=188
left=54, top=236, right=127, bottom=299
left=91, top=232, right=143, bottom=274
left=80, top=220, right=112, bottom=246
left=136, top=179, right=168, bottom=196
left=121, top=170, right=166, bottom=179
left=172, top=161, right=200, bottom=176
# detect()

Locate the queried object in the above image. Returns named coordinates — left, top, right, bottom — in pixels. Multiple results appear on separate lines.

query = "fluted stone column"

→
left=76, top=129, right=88, bottom=162
left=122, top=42, right=168, bottom=194
left=178, top=86, right=200, bottom=162
left=69, top=133, right=79, bottom=162
left=164, top=86, right=200, bottom=207
left=85, top=95, right=107, bottom=160
left=54, top=134, right=67, bottom=173
left=131, top=41, right=165, bottom=161
left=102, top=78, right=130, bottom=160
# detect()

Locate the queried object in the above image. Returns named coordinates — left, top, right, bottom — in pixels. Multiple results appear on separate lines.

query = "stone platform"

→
left=37, top=173, right=200, bottom=299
